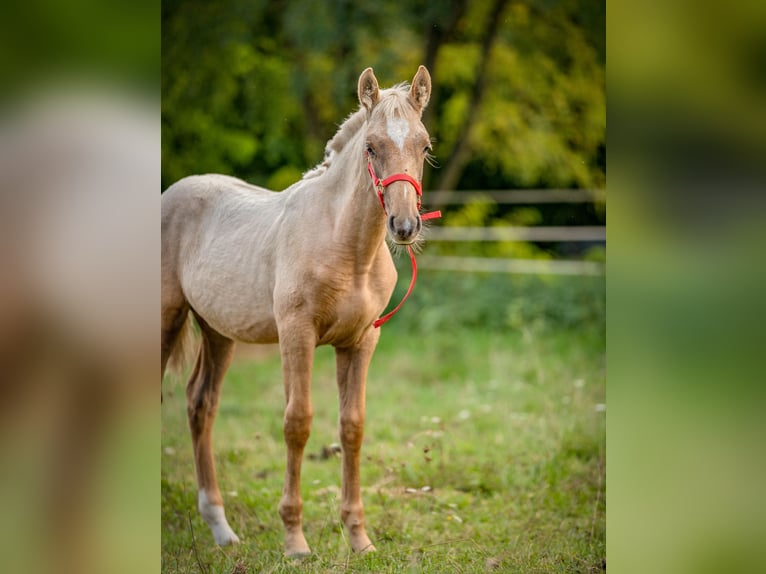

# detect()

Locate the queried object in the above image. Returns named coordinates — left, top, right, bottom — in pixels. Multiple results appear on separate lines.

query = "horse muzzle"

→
left=387, top=213, right=422, bottom=244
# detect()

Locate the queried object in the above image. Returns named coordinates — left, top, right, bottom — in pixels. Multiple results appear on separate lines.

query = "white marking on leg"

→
left=198, top=489, right=240, bottom=546
left=387, top=117, right=409, bottom=151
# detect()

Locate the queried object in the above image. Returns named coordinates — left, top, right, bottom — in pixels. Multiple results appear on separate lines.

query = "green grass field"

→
left=161, top=326, right=605, bottom=573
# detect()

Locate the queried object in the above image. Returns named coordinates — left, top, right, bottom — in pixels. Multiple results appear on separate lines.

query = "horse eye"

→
left=424, top=145, right=433, bottom=154
left=366, top=144, right=376, bottom=157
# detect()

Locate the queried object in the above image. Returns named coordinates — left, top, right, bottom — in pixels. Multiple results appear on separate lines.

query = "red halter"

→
left=366, top=152, right=441, bottom=328
left=365, top=151, right=442, bottom=221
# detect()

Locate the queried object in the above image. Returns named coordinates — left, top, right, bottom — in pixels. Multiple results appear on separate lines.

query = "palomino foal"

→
left=161, top=66, right=434, bottom=555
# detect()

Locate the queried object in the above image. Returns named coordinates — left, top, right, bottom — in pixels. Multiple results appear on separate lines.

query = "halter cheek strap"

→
left=365, top=152, right=442, bottom=328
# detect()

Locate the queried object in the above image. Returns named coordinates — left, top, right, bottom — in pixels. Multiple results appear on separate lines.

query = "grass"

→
left=161, top=326, right=605, bottom=572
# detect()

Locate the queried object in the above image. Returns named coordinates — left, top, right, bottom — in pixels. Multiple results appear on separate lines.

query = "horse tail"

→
left=167, top=311, right=197, bottom=379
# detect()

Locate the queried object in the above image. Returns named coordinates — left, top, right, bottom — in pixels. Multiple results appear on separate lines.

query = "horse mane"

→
left=302, top=84, right=411, bottom=180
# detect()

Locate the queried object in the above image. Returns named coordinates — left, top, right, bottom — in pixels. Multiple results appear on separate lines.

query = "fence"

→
left=419, top=189, right=606, bottom=276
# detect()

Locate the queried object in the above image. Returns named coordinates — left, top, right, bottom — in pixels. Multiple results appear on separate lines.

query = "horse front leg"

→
left=277, top=325, right=316, bottom=557
left=335, top=328, right=379, bottom=553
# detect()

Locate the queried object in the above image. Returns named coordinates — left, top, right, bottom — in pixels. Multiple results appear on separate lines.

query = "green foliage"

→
left=504, top=275, right=606, bottom=334
left=162, top=0, right=605, bottom=193
left=438, top=0, right=606, bottom=189
left=387, top=261, right=605, bottom=337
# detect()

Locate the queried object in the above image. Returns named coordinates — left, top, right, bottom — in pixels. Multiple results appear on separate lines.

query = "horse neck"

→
left=317, top=131, right=388, bottom=269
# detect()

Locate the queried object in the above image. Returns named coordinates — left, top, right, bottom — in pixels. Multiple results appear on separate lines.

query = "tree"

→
left=430, top=0, right=510, bottom=193
left=161, top=0, right=605, bottom=194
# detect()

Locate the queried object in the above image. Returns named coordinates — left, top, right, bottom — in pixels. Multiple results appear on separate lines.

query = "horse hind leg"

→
left=185, top=316, right=239, bottom=545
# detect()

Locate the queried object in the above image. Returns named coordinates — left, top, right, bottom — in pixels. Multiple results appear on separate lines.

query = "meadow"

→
left=161, top=277, right=605, bottom=574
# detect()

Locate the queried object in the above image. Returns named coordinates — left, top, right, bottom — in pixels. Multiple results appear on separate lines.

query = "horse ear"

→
left=358, top=68, right=380, bottom=111
left=409, top=65, right=431, bottom=112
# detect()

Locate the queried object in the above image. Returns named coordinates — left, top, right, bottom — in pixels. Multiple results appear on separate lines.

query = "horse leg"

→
left=334, top=328, right=379, bottom=553
left=185, top=317, right=239, bottom=545
left=277, top=325, right=315, bottom=556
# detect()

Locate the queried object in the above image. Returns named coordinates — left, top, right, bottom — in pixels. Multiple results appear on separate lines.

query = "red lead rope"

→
left=367, top=153, right=442, bottom=328
left=372, top=244, right=418, bottom=328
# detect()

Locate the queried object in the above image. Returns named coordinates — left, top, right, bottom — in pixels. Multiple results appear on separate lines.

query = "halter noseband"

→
left=365, top=151, right=441, bottom=221
left=365, top=151, right=441, bottom=328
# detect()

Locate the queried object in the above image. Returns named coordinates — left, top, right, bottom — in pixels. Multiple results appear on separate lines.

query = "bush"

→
left=388, top=264, right=605, bottom=338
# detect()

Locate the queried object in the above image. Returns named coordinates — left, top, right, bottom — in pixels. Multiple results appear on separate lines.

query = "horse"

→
left=161, top=66, right=435, bottom=556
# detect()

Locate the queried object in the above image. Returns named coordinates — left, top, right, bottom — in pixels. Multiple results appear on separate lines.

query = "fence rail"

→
left=419, top=189, right=606, bottom=276
left=427, top=226, right=605, bottom=242
left=426, top=189, right=606, bottom=205
left=417, top=255, right=604, bottom=276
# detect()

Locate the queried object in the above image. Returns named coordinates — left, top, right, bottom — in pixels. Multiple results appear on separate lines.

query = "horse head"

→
left=358, top=66, right=432, bottom=245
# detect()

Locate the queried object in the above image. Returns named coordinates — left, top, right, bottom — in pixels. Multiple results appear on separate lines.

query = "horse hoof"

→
left=284, top=533, right=311, bottom=558
left=212, top=525, right=240, bottom=546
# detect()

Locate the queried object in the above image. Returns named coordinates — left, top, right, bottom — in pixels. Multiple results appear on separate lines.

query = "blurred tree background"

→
left=162, top=0, right=605, bottom=335
left=162, top=0, right=604, bottom=192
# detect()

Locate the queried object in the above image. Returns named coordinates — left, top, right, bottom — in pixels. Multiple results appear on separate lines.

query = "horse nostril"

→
left=388, top=215, right=396, bottom=229
left=416, top=218, right=422, bottom=233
